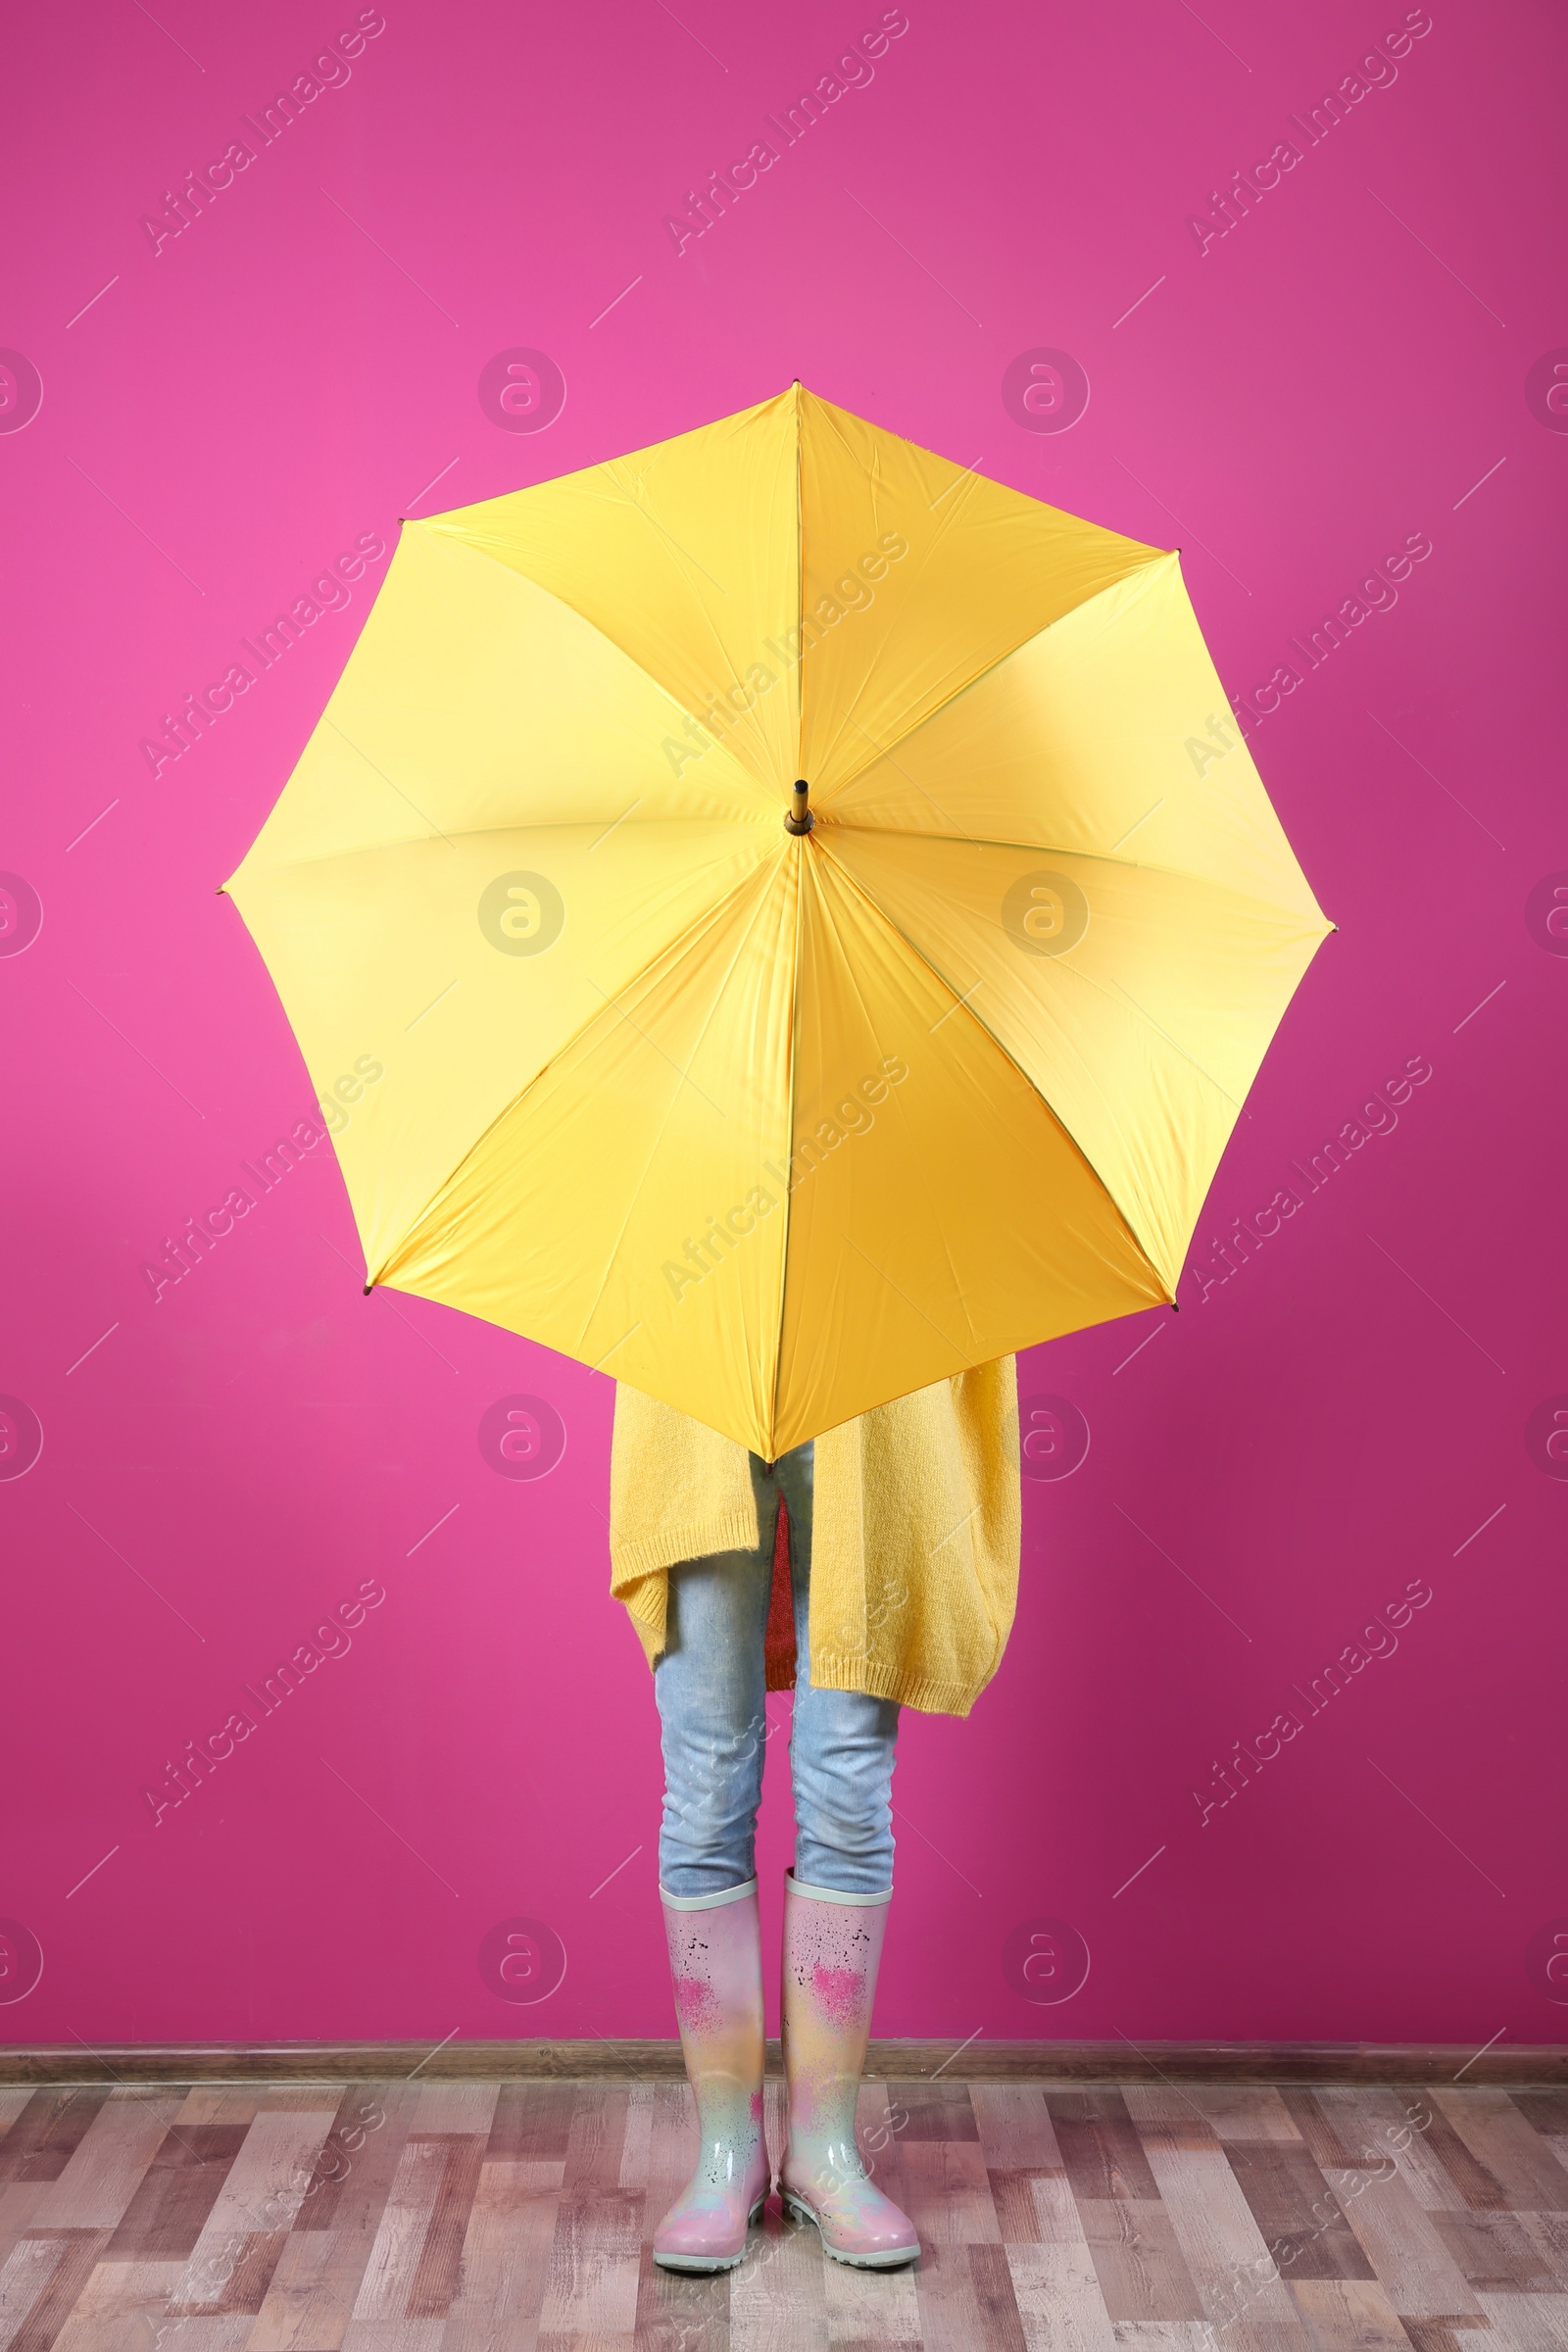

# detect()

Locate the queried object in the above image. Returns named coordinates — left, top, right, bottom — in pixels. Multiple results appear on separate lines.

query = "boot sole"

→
left=652, top=2195, right=767, bottom=2274
left=781, top=2189, right=919, bottom=2268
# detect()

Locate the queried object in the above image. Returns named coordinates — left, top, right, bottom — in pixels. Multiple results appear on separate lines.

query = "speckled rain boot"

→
left=653, top=1879, right=772, bottom=2274
left=779, top=1873, right=919, bottom=2268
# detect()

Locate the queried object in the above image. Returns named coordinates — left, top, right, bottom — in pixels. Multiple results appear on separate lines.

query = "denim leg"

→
left=777, top=1444, right=901, bottom=1895
left=654, top=1473, right=777, bottom=1899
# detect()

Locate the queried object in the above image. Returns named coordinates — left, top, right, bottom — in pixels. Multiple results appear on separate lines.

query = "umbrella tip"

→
left=363, top=1283, right=372, bottom=1297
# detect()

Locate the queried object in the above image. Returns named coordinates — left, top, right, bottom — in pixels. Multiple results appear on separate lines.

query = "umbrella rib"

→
left=765, top=844, right=802, bottom=1457
left=808, top=400, right=1090, bottom=789
left=819, top=816, right=1334, bottom=921
left=565, top=852, right=797, bottom=1366
left=370, top=855, right=779, bottom=1286
left=411, top=520, right=780, bottom=815
left=810, top=836, right=1173, bottom=1296
left=796, top=850, right=983, bottom=1359
left=237, top=811, right=779, bottom=892
left=817, top=549, right=1170, bottom=808
left=820, top=692, right=1308, bottom=906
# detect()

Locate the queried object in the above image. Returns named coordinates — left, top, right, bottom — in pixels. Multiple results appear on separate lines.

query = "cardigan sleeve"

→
left=808, top=1357, right=1021, bottom=1716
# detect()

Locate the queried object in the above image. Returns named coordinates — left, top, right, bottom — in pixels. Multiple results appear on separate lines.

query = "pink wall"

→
left=1, top=0, right=1563, bottom=2050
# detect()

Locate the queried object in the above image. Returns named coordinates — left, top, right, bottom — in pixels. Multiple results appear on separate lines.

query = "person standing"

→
left=609, top=1358, right=1020, bottom=2272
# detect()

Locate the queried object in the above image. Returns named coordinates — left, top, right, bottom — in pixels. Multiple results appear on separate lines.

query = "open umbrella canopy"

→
left=222, top=384, right=1331, bottom=1456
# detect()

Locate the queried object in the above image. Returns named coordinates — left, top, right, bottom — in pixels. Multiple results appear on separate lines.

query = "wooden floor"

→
left=1, top=2078, right=1567, bottom=2350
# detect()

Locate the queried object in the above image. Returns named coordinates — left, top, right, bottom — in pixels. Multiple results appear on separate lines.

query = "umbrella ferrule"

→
left=785, top=778, right=814, bottom=835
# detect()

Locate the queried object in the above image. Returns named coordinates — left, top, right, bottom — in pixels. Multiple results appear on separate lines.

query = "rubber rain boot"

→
left=653, top=1879, right=772, bottom=2273
left=779, top=1872, right=919, bottom=2267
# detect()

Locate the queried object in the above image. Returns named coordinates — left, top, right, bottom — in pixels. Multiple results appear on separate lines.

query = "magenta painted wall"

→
left=2, top=0, right=1564, bottom=2052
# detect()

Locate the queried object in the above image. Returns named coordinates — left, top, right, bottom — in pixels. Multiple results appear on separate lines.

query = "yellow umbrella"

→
left=222, top=384, right=1331, bottom=1456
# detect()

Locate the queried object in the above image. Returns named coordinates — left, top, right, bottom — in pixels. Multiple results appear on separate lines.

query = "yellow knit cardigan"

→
left=609, top=1358, right=1020, bottom=1717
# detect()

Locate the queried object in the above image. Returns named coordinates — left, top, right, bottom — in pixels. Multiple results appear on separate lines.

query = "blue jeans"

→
left=656, top=1442, right=900, bottom=1899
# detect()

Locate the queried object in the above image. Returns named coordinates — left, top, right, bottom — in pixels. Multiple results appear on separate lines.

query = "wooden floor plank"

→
left=1184, top=2090, right=1306, bottom=2146
left=970, top=2086, right=1063, bottom=2173
left=1213, top=2328, right=1315, bottom=2352
left=5, top=2228, right=110, bottom=2352
left=0, top=2100, right=34, bottom=2144
left=1221, top=2142, right=1376, bottom=2280
left=1046, top=2096, right=1162, bottom=2205
left=402, top=2085, right=498, bottom=2140
left=728, top=2203, right=825, bottom=2352
left=1072, top=2201, right=1203, bottom=2325
left=1275, top=2092, right=1370, bottom=2173
left=247, top=2227, right=365, bottom=2352
left=821, top=2225, right=923, bottom=2344
left=1432, top=2089, right=1568, bottom=2214
left=1311, top=2092, right=1462, bottom=2216
left=349, top=2137, right=450, bottom=2324
left=883, top=2083, right=981, bottom=2145
left=406, top=2136, right=486, bottom=2318
left=137, top=2320, right=257, bottom=2350
left=1406, top=2108, right=1511, bottom=2213
left=1134, top=2134, right=1298, bottom=2328
left=168, top=2106, right=338, bottom=2312
left=0, top=2237, right=65, bottom=2352
left=296, top=2085, right=418, bottom=2239
left=617, top=2084, right=654, bottom=2196
left=33, top=2091, right=183, bottom=2230
left=1321, top=2161, right=1486, bottom=2320
left=171, top=2089, right=262, bottom=2130
left=1006, top=2237, right=1118, bottom=2352
left=440, top=2158, right=563, bottom=2352
left=1287, top=2276, right=1411, bottom=2350
left=338, top=2319, right=446, bottom=2352
left=910, top=2240, right=1004, bottom=2352
left=633, top=2234, right=731, bottom=2352
left=485, top=2083, right=577, bottom=2167
left=104, top=2123, right=251, bottom=2263
left=897, top=2139, right=1001, bottom=2249
left=1119, top=2090, right=1221, bottom=2155
left=536, top=2182, right=644, bottom=2344
left=563, top=2084, right=632, bottom=2192
left=1428, top=2207, right=1558, bottom=2292
left=1473, top=2288, right=1568, bottom=2348
left=47, top=2257, right=181, bottom=2352
left=969, top=2243, right=1031, bottom=2350
left=1103, top=2328, right=1216, bottom=2350
left=1522, top=2205, right=1568, bottom=2286
left=0, top=2095, right=111, bottom=2186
